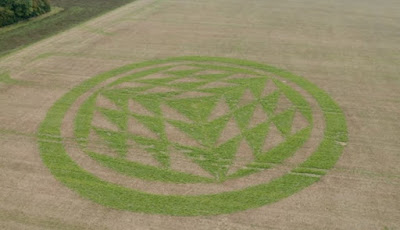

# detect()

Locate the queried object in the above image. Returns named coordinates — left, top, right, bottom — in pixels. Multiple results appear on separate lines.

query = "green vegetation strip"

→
left=38, top=57, right=347, bottom=215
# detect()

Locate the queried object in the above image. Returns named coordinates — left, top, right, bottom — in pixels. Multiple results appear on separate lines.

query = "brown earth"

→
left=0, top=0, right=399, bottom=229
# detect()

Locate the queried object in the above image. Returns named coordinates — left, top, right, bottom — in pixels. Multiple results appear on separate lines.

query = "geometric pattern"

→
left=81, top=64, right=311, bottom=181
left=39, top=57, right=348, bottom=216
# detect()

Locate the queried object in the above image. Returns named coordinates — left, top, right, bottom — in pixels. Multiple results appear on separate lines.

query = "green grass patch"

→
left=38, top=57, right=347, bottom=216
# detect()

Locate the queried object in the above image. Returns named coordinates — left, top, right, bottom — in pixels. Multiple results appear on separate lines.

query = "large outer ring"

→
left=38, top=57, right=347, bottom=216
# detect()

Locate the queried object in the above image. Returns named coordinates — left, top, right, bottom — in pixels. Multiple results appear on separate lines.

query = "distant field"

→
left=0, top=0, right=137, bottom=57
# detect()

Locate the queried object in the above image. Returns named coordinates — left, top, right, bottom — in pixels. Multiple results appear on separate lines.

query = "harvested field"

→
left=0, top=0, right=399, bottom=229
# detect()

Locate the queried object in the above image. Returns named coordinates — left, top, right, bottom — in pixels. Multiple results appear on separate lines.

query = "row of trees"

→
left=0, top=0, right=51, bottom=27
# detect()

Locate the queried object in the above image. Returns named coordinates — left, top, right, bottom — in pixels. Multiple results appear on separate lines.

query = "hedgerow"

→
left=0, top=0, right=51, bottom=27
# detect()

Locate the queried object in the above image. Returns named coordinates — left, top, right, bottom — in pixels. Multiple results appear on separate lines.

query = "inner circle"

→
left=39, top=56, right=347, bottom=215
left=62, top=61, right=323, bottom=195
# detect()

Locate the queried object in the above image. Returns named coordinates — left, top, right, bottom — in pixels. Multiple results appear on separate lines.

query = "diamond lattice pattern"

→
left=85, top=65, right=310, bottom=178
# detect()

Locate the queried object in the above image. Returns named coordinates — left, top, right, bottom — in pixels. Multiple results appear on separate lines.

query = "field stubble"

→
left=0, top=0, right=399, bottom=229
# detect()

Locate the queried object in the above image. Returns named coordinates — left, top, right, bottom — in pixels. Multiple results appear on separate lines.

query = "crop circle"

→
left=38, top=57, right=347, bottom=216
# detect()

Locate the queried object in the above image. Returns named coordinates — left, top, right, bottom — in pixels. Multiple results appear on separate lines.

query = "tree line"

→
left=0, top=0, right=51, bottom=27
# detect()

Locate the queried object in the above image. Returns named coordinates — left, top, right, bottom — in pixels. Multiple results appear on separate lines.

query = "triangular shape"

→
left=238, top=89, right=255, bottom=106
left=274, top=94, right=293, bottom=114
left=262, top=123, right=285, bottom=152
left=234, top=103, right=257, bottom=129
left=248, top=104, right=269, bottom=128
left=217, top=117, right=241, bottom=145
left=244, top=122, right=270, bottom=155
left=260, top=91, right=280, bottom=115
left=133, top=115, right=164, bottom=137
left=166, top=96, right=218, bottom=122
left=98, top=108, right=127, bottom=131
left=227, top=77, right=268, bottom=98
left=165, top=122, right=202, bottom=147
left=94, top=129, right=127, bottom=157
left=127, top=116, right=158, bottom=139
left=91, top=111, right=119, bottom=132
left=161, top=103, right=192, bottom=123
left=86, top=129, right=117, bottom=157
left=169, top=147, right=212, bottom=178
left=176, top=147, right=220, bottom=177
left=291, top=111, right=309, bottom=134
left=167, top=120, right=205, bottom=144
left=224, top=87, right=246, bottom=109
left=228, top=140, right=255, bottom=175
left=101, top=89, right=132, bottom=108
left=131, top=137, right=169, bottom=166
left=125, top=140, right=160, bottom=167
left=214, top=137, right=242, bottom=178
left=208, top=98, right=231, bottom=121
left=202, top=116, right=231, bottom=146
left=272, top=109, right=296, bottom=136
left=96, top=94, right=120, bottom=110
left=128, top=99, right=153, bottom=116
left=133, top=95, right=161, bottom=115
left=261, top=80, right=279, bottom=97
left=249, top=78, right=269, bottom=98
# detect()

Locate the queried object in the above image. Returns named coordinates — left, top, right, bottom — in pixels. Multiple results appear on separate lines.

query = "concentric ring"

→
left=38, top=57, right=347, bottom=216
